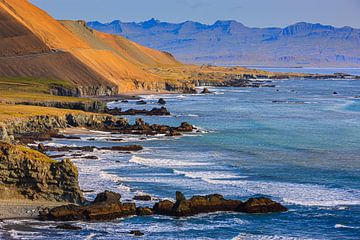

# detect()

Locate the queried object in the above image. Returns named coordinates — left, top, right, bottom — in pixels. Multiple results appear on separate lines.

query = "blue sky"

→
left=31, top=0, right=360, bottom=28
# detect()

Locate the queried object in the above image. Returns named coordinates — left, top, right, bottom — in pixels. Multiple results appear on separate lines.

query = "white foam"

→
left=202, top=178, right=360, bottom=207
left=334, top=224, right=358, bottom=229
left=129, top=155, right=210, bottom=168
left=233, top=233, right=307, bottom=240
left=174, top=170, right=247, bottom=180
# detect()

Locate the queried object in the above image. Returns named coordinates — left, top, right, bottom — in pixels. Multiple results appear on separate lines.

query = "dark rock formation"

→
left=158, top=98, right=166, bottom=105
left=55, top=224, right=82, bottom=230
left=133, top=195, right=152, bottom=201
left=0, top=142, right=83, bottom=203
left=39, top=191, right=136, bottom=221
left=136, top=207, right=153, bottom=216
left=93, top=190, right=121, bottom=204
left=201, top=88, right=211, bottom=94
left=106, top=107, right=171, bottom=116
left=40, top=145, right=143, bottom=152
left=129, top=230, right=145, bottom=236
left=153, top=192, right=287, bottom=217
left=136, top=100, right=147, bottom=105
left=237, top=197, right=288, bottom=213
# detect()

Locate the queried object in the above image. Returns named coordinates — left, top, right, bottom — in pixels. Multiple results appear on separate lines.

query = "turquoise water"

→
left=1, top=77, right=360, bottom=239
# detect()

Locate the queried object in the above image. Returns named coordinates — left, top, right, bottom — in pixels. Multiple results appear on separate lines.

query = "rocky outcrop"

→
left=105, top=107, right=171, bottom=116
left=0, top=141, right=83, bottom=203
left=153, top=192, right=287, bottom=217
left=39, top=191, right=136, bottom=221
left=0, top=113, right=128, bottom=143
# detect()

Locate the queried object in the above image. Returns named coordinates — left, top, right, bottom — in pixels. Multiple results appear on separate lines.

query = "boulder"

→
left=93, top=190, right=121, bottom=204
left=153, top=200, right=175, bottom=215
left=136, top=100, right=147, bottom=105
left=136, top=207, right=153, bottom=216
left=201, top=88, right=211, bottom=94
left=237, top=197, right=288, bottom=213
left=130, top=230, right=144, bottom=236
left=133, top=195, right=152, bottom=201
left=158, top=98, right=166, bottom=105
left=39, top=191, right=136, bottom=221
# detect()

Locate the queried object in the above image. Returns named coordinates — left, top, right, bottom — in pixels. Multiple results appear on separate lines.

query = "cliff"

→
left=0, top=141, right=83, bottom=203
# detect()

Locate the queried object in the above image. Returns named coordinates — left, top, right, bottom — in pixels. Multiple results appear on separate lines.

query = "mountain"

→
left=88, top=19, right=360, bottom=67
left=0, top=0, right=184, bottom=96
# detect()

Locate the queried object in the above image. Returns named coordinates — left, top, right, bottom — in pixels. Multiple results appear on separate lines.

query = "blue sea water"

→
left=1, top=72, right=360, bottom=239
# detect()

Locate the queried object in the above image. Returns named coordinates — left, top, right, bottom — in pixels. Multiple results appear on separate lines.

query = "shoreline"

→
left=0, top=200, right=65, bottom=220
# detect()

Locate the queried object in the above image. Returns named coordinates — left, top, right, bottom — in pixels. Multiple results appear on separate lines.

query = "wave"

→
left=334, top=224, right=358, bottom=229
left=232, top=233, right=307, bottom=240
left=173, top=170, right=247, bottom=181
left=129, top=155, right=210, bottom=168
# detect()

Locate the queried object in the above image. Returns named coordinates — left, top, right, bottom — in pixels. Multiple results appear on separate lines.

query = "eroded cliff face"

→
left=0, top=113, right=128, bottom=142
left=0, top=142, right=83, bottom=203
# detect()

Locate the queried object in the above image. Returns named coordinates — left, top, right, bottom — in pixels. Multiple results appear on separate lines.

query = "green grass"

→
left=0, top=77, right=91, bottom=103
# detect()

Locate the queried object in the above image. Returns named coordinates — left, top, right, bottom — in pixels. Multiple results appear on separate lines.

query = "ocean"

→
left=1, top=69, right=360, bottom=239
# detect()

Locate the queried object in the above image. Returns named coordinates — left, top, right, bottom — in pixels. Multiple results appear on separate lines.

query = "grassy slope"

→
left=0, top=77, right=92, bottom=103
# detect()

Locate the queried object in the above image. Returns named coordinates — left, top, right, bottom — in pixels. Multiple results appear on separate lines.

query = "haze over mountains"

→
left=88, top=19, right=360, bottom=67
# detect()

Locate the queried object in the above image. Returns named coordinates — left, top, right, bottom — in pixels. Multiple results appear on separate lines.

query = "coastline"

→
left=0, top=200, right=65, bottom=220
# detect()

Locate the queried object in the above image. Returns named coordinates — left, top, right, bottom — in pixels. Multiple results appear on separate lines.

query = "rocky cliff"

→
left=0, top=141, right=83, bottom=203
left=0, top=113, right=128, bottom=143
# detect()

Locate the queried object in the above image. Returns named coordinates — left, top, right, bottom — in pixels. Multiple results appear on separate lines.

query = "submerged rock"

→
left=55, top=224, right=82, bottom=230
left=133, top=195, right=152, bottom=201
left=136, top=100, right=147, bottom=105
left=129, top=230, right=144, bottom=236
left=201, top=88, right=211, bottom=94
left=158, top=98, right=166, bottom=105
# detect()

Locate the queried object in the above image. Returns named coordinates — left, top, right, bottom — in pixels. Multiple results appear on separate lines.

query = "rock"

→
left=136, top=207, right=153, bottom=216
left=121, top=100, right=129, bottom=103
left=333, top=91, right=338, bottom=95
left=93, top=191, right=121, bottom=204
left=176, top=191, right=186, bottom=202
left=81, top=155, right=99, bottom=160
left=135, top=118, right=146, bottom=126
left=153, top=192, right=287, bottom=217
left=55, top=224, right=82, bottom=230
left=148, top=107, right=170, bottom=116
left=176, top=122, right=193, bottom=132
left=165, top=130, right=181, bottom=137
left=158, top=98, right=166, bottom=105
left=38, top=143, right=46, bottom=152
left=130, top=230, right=144, bottom=236
left=237, top=197, right=287, bottom=213
left=133, top=195, right=152, bottom=201
left=201, top=88, right=211, bottom=94
left=153, top=200, right=175, bottom=215
left=136, top=100, right=147, bottom=105
left=39, top=191, right=136, bottom=221
left=104, top=145, right=143, bottom=152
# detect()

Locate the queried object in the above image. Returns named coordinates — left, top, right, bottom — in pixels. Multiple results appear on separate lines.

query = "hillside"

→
left=88, top=19, right=360, bottom=67
left=0, top=0, right=187, bottom=96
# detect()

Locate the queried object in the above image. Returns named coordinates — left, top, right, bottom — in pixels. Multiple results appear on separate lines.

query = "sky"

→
left=31, top=0, right=360, bottom=28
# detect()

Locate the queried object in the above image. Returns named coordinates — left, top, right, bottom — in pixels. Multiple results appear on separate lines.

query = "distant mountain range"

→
left=88, top=19, right=360, bottom=67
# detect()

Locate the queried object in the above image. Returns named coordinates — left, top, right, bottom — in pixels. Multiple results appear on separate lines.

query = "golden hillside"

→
left=0, top=0, right=187, bottom=95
